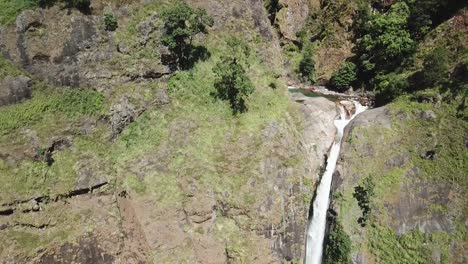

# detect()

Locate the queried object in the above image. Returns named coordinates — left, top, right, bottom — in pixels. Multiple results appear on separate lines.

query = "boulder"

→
left=108, top=98, right=138, bottom=137
left=0, top=75, right=32, bottom=106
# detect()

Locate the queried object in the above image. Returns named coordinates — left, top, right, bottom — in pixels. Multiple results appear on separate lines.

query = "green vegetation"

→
left=263, top=0, right=281, bottom=25
left=0, top=55, right=24, bottom=78
left=0, top=85, right=104, bottom=136
left=0, top=0, right=36, bottom=25
left=104, top=12, right=118, bottom=31
left=298, top=43, right=315, bottom=83
left=214, top=38, right=254, bottom=114
left=352, top=176, right=374, bottom=226
left=161, top=0, right=214, bottom=70
left=374, top=72, right=409, bottom=103
left=421, top=46, right=450, bottom=88
left=330, top=61, right=357, bottom=91
left=346, top=1, right=468, bottom=104
left=355, top=2, right=415, bottom=79
left=368, top=226, right=457, bottom=264
left=333, top=94, right=467, bottom=262
left=324, top=222, right=351, bottom=264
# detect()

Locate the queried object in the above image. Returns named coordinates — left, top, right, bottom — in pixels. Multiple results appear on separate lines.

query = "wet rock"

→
left=108, top=98, right=137, bottom=137
left=0, top=75, right=32, bottom=106
left=339, top=100, right=356, bottom=118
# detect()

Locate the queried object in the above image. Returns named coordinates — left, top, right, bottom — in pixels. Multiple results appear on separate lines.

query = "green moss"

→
left=0, top=0, right=36, bottom=26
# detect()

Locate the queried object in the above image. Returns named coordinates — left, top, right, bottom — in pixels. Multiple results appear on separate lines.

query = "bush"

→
left=353, top=177, right=375, bottom=226
left=214, top=56, right=255, bottom=114
left=161, top=0, right=214, bottom=70
left=330, top=61, right=357, bottom=91
left=298, top=43, right=315, bottom=83
left=374, top=73, right=409, bottom=104
left=104, top=12, right=118, bottom=31
left=324, top=223, right=351, bottom=264
left=422, top=47, right=450, bottom=88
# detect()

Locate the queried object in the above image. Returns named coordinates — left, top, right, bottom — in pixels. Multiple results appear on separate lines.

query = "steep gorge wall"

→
left=0, top=1, right=340, bottom=263
left=330, top=103, right=467, bottom=263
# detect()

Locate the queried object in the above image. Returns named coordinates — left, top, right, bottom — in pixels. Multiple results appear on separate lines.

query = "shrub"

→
left=422, top=47, right=450, bottom=88
left=104, top=12, right=118, bottom=31
left=353, top=177, right=375, bottom=226
left=298, top=43, right=315, bottom=83
left=161, top=0, right=214, bottom=70
left=330, top=61, right=357, bottom=91
left=324, top=222, right=351, bottom=264
left=374, top=73, right=409, bottom=104
left=214, top=56, right=255, bottom=114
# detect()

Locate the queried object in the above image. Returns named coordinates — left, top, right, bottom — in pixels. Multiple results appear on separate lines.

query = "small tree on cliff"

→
left=298, top=43, right=316, bottom=83
left=214, top=56, right=255, bottom=114
left=161, top=1, right=214, bottom=70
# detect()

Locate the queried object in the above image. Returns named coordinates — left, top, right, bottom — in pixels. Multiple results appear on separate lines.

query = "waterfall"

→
left=305, top=101, right=367, bottom=264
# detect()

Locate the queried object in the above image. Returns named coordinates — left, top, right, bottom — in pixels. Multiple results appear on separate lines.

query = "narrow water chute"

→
left=305, top=101, right=367, bottom=264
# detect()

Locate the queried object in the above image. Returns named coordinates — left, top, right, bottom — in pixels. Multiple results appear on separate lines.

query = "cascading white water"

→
left=305, top=101, right=367, bottom=264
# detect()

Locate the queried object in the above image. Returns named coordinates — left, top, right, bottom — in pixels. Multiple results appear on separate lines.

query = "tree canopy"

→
left=161, top=1, right=214, bottom=70
left=213, top=38, right=254, bottom=114
left=356, top=2, right=415, bottom=75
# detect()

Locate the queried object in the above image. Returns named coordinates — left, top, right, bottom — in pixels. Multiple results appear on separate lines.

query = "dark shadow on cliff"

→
left=162, top=45, right=210, bottom=72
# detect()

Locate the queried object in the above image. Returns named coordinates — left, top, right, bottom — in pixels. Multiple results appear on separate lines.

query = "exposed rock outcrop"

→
left=330, top=105, right=466, bottom=263
left=0, top=75, right=32, bottom=106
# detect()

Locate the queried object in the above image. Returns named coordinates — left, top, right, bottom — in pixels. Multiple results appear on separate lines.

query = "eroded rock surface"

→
left=331, top=106, right=466, bottom=263
left=0, top=75, right=32, bottom=106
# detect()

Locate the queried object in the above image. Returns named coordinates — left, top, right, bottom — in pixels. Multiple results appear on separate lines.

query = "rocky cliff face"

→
left=0, top=1, right=340, bottom=263
left=331, top=102, right=467, bottom=263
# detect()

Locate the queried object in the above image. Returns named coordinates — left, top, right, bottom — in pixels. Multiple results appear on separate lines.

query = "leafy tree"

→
left=324, top=223, right=351, bottom=264
left=374, top=73, right=409, bottom=104
left=405, top=0, right=467, bottom=40
left=214, top=55, right=254, bottom=114
left=298, top=43, right=315, bottom=83
left=104, top=12, right=118, bottom=31
left=422, top=47, right=450, bottom=88
left=353, top=177, right=375, bottom=227
left=356, top=2, right=415, bottom=76
left=161, top=1, right=214, bottom=70
left=330, top=61, right=357, bottom=91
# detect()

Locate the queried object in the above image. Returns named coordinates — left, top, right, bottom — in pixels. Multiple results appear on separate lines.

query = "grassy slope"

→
left=0, top=0, right=36, bottom=25
left=0, top=1, right=307, bottom=261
